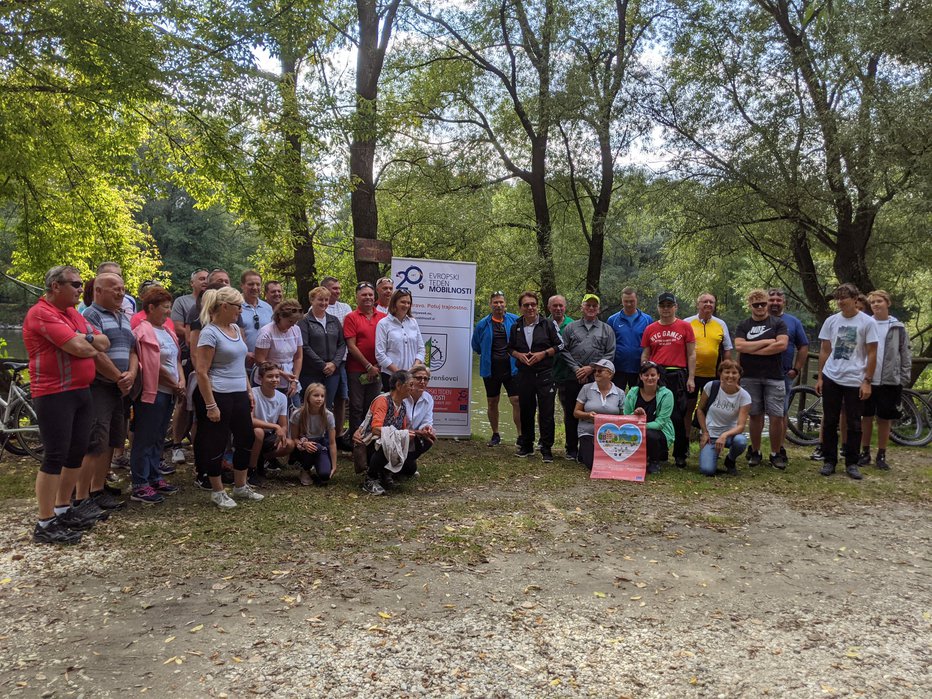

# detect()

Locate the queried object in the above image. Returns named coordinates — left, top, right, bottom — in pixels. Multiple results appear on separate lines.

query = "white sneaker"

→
left=210, top=490, right=237, bottom=509
left=232, top=484, right=264, bottom=501
left=171, top=448, right=186, bottom=464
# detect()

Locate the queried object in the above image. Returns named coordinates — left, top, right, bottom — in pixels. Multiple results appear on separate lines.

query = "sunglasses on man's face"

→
left=751, top=302, right=768, bottom=309
left=60, top=280, right=83, bottom=289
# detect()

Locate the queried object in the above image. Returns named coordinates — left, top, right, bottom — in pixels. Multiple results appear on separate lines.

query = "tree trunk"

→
left=351, top=0, right=399, bottom=284
left=832, top=213, right=875, bottom=295
left=280, top=51, right=316, bottom=308
left=585, top=130, right=614, bottom=295
left=529, top=135, right=556, bottom=301
left=791, top=225, right=831, bottom=321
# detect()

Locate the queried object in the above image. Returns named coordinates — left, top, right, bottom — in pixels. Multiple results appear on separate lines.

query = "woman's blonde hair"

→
left=308, top=286, right=331, bottom=304
left=200, top=287, right=244, bottom=327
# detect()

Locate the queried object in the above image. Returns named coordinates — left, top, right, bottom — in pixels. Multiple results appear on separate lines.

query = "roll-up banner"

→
left=391, top=258, right=476, bottom=437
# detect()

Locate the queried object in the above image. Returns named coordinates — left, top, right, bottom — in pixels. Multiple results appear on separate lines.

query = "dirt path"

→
left=1, top=490, right=929, bottom=698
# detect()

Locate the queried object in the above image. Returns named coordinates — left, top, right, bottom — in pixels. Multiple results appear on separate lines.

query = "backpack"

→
left=691, top=380, right=721, bottom=429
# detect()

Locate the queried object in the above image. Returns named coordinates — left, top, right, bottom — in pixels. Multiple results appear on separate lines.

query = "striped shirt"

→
left=83, top=303, right=136, bottom=380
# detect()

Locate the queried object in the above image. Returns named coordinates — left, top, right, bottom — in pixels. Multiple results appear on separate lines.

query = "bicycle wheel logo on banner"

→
left=395, top=265, right=424, bottom=290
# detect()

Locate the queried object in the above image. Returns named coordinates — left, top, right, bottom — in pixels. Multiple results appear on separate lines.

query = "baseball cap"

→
left=658, top=292, right=676, bottom=304
left=582, top=293, right=600, bottom=304
left=591, top=358, right=615, bottom=373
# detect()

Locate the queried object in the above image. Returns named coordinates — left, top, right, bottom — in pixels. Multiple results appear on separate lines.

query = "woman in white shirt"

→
left=253, top=299, right=303, bottom=399
left=401, top=364, right=436, bottom=478
left=695, top=359, right=751, bottom=477
left=375, top=289, right=425, bottom=391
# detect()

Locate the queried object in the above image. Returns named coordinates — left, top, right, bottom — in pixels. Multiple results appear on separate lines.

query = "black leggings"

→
left=34, top=388, right=92, bottom=475
left=193, top=389, right=253, bottom=477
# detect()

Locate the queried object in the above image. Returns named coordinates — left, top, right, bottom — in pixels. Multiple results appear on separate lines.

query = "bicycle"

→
left=0, top=361, right=43, bottom=461
left=890, top=388, right=932, bottom=447
left=785, top=384, right=822, bottom=446
left=787, top=382, right=931, bottom=448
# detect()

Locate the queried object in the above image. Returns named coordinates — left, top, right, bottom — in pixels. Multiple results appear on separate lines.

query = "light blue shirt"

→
left=240, top=299, right=274, bottom=352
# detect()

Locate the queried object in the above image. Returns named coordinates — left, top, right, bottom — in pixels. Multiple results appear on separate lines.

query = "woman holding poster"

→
left=623, top=362, right=675, bottom=475
left=375, top=289, right=425, bottom=391
left=573, top=359, right=625, bottom=469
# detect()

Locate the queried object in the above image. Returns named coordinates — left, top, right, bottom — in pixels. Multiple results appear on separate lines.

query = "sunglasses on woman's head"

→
left=253, top=313, right=260, bottom=329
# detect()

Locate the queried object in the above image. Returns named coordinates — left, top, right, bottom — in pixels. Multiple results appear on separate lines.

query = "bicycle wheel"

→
left=11, top=400, right=43, bottom=461
left=786, top=385, right=823, bottom=446
left=890, top=389, right=932, bottom=447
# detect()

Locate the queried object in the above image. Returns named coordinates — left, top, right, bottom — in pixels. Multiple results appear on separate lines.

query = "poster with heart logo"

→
left=590, top=415, right=647, bottom=481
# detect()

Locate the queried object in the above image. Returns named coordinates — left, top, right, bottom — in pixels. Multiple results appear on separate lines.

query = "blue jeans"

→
left=699, top=434, right=748, bottom=475
left=130, top=392, right=174, bottom=486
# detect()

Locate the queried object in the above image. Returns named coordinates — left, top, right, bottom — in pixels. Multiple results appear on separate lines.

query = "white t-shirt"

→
left=818, top=311, right=879, bottom=387
left=252, top=386, right=288, bottom=426
left=870, top=317, right=894, bottom=385
left=703, top=384, right=752, bottom=438
left=254, top=321, right=302, bottom=387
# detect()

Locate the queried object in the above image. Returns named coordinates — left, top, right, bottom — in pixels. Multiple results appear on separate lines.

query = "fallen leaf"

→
left=164, top=636, right=175, bottom=644
left=630, top=596, right=642, bottom=600
left=594, top=591, right=607, bottom=598
left=189, top=624, right=204, bottom=634
left=845, top=647, right=861, bottom=659
left=689, top=676, right=698, bottom=685
left=377, top=611, right=393, bottom=619
left=549, top=678, right=561, bottom=686
left=0, top=577, right=11, bottom=585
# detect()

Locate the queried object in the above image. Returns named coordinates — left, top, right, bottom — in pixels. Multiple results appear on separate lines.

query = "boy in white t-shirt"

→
left=815, top=284, right=878, bottom=479
left=249, top=363, right=295, bottom=485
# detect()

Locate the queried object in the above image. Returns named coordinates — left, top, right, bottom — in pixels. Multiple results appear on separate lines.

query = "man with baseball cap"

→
left=641, top=292, right=696, bottom=468
left=557, top=294, right=615, bottom=460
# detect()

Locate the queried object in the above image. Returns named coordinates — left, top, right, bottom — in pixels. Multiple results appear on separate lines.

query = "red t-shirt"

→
left=343, top=308, right=387, bottom=372
left=641, top=319, right=696, bottom=368
left=130, top=311, right=176, bottom=334
left=23, top=298, right=100, bottom=397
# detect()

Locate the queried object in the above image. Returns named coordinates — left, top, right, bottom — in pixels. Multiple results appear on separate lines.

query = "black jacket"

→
left=507, top=315, right=563, bottom=373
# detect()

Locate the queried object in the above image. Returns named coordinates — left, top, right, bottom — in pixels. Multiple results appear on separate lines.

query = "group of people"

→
left=23, top=259, right=912, bottom=546
left=24, top=264, right=436, bottom=544
left=472, top=284, right=912, bottom=479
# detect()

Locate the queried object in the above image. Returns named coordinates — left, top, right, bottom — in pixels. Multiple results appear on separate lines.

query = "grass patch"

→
left=2, top=440, right=928, bottom=573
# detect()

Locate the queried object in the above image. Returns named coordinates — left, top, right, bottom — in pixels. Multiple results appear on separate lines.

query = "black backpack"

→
left=691, top=380, right=721, bottom=429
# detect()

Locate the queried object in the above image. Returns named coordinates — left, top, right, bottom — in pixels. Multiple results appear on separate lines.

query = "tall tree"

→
left=351, top=0, right=401, bottom=284
left=654, top=0, right=929, bottom=317
left=414, top=0, right=567, bottom=300
left=557, top=0, right=659, bottom=294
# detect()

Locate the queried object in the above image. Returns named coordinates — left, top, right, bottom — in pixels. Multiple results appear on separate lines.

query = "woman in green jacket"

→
left=623, top=362, right=675, bottom=474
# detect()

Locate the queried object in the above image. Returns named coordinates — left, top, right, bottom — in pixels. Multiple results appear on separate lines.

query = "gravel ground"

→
left=1, top=494, right=930, bottom=698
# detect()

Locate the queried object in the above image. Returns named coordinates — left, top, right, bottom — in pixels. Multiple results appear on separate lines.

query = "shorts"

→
left=483, top=373, right=517, bottom=399
left=87, top=381, right=127, bottom=454
left=741, top=377, right=786, bottom=417
left=260, top=429, right=279, bottom=455
left=687, top=375, right=716, bottom=401
left=862, top=384, right=902, bottom=420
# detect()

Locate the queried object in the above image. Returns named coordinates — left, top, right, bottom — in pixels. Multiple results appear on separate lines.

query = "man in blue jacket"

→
left=472, top=291, right=521, bottom=447
left=606, top=287, right=653, bottom=390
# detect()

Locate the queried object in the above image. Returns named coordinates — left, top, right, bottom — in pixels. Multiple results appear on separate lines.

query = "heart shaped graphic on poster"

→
left=596, top=423, right=642, bottom=462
